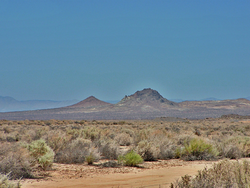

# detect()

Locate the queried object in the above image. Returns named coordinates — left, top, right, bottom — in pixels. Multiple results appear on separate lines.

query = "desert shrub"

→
left=224, top=145, right=242, bottom=159
left=150, top=129, right=168, bottom=143
left=175, top=147, right=184, bottom=159
left=228, top=136, right=250, bottom=157
left=170, top=125, right=180, bottom=133
left=86, top=148, right=100, bottom=165
left=26, top=139, right=55, bottom=170
left=85, top=154, right=94, bottom=165
left=42, top=130, right=69, bottom=153
left=98, top=140, right=120, bottom=160
left=0, top=144, right=34, bottom=179
left=21, top=129, right=36, bottom=142
left=118, top=121, right=126, bottom=125
left=136, top=140, right=159, bottom=161
left=83, top=128, right=100, bottom=141
left=134, top=129, right=151, bottom=144
left=121, top=128, right=135, bottom=137
left=66, top=128, right=85, bottom=139
left=176, top=135, right=193, bottom=145
left=55, top=138, right=100, bottom=164
left=0, top=173, right=21, bottom=188
left=171, top=160, right=250, bottom=188
left=181, top=138, right=218, bottom=161
left=114, top=133, right=133, bottom=146
left=6, top=135, right=17, bottom=142
left=0, top=143, right=12, bottom=156
left=215, top=136, right=250, bottom=159
left=159, top=139, right=177, bottom=159
left=3, top=127, right=12, bottom=134
left=0, top=131, right=6, bottom=142
left=118, top=150, right=143, bottom=167
left=217, top=143, right=242, bottom=159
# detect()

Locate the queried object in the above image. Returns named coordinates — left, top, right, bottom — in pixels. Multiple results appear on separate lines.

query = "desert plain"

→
left=1, top=115, right=250, bottom=187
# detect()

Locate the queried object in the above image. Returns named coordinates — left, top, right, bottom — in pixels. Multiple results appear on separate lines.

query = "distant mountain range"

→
left=0, top=88, right=250, bottom=120
left=0, top=96, right=78, bottom=112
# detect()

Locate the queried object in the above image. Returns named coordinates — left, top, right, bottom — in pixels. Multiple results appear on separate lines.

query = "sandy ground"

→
left=21, top=160, right=214, bottom=188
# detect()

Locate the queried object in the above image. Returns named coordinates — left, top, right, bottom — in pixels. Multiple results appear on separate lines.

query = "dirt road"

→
left=22, top=160, right=213, bottom=188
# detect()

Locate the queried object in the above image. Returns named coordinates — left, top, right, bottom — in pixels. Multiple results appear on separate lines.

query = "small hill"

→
left=69, top=96, right=111, bottom=108
left=117, top=88, right=177, bottom=107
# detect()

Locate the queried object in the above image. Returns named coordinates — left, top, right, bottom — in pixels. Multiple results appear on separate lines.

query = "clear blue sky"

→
left=1, top=0, right=250, bottom=101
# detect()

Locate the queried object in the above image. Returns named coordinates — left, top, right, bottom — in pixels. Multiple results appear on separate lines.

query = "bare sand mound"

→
left=22, top=160, right=213, bottom=188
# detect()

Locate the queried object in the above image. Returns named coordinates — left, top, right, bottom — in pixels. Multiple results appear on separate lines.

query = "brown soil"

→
left=21, top=159, right=214, bottom=188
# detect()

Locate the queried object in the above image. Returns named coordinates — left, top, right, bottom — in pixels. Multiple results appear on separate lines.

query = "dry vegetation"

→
left=171, top=159, right=250, bottom=188
left=0, top=116, right=250, bottom=187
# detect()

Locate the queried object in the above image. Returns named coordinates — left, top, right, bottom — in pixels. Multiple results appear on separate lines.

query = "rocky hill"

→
left=117, top=88, right=177, bottom=107
left=68, top=96, right=111, bottom=108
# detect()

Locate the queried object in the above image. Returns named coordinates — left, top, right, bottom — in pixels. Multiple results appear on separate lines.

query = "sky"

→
left=0, top=0, right=250, bottom=102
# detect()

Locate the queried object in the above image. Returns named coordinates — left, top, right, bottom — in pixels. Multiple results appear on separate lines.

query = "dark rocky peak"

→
left=119, top=88, right=176, bottom=106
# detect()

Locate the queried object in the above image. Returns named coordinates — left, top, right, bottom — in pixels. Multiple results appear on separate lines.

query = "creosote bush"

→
left=118, top=150, right=143, bottom=167
left=181, top=138, right=218, bottom=161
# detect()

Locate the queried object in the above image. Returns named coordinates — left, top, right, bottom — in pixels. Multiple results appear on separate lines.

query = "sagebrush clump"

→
left=0, top=143, right=34, bottom=179
left=26, top=139, right=55, bottom=170
left=55, top=138, right=100, bottom=164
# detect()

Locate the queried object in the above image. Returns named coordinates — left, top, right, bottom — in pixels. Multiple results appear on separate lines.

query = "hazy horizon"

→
left=1, top=88, right=250, bottom=103
left=1, top=1, right=249, bottom=102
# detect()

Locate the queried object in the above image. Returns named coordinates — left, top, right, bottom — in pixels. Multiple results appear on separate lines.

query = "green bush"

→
left=27, top=139, right=55, bottom=170
left=85, top=154, right=95, bottom=165
left=181, top=138, right=218, bottom=160
left=171, top=160, right=250, bottom=188
left=118, top=150, right=143, bottom=167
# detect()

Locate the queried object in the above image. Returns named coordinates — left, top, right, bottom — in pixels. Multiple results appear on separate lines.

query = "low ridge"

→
left=68, top=96, right=111, bottom=108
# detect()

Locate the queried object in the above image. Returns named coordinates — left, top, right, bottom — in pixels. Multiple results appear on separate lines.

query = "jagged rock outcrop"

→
left=117, top=88, right=177, bottom=107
